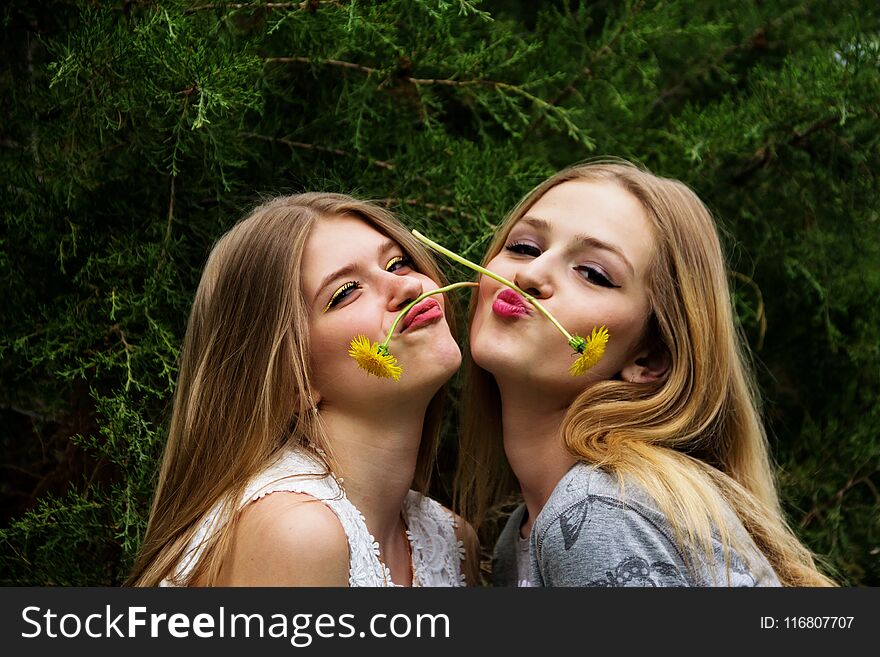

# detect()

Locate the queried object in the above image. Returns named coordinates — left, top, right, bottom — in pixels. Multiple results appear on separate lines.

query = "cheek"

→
left=308, top=326, right=336, bottom=378
left=308, top=316, right=358, bottom=373
left=582, top=301, right=650, bottom=363
left=470, top=275, right=502, bottom=336
left=477, top=277, right=497, bottom=309
left=476, top=257, right=510, bottom=307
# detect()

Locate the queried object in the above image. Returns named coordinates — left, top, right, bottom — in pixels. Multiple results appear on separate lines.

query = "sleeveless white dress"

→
left=161, top=447, right=467, bottom=587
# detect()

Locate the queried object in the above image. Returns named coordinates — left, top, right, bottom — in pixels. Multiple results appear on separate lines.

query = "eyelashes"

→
left=324, top=280, right=361, bottom=313
left=385, top=255, right=411, bottom=272
left=506, top=242, right=541, bottom=257
left=504, top=242, right=620, bottom=289
left=322, top=254, right=414, bottom=313
left=575, top=266, right=617, bottom=288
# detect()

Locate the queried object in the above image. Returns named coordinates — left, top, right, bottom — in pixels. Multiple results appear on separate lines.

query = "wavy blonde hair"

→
left=128, top=193, right=457, bottom=586
left=456, top=160, right=835, bottom=586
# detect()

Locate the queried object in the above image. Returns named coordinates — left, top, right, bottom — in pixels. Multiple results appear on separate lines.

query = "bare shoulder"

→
left=218, top=492, right=350, bottom=586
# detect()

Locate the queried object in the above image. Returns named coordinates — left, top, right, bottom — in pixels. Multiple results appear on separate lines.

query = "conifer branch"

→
left=525, top=1, right=643, bottom=136
left=110, top=324, right=136, bottom=392
left=163, top=175, right=176, bottom=255
left=185, top=2, right=342, bottom=15
left=268, top=56, right=527, bottom=93
left=244, top=132, right=394, bottom=170
left=588, top=4, right=637, bottom=66
left=265, top=56, right=379, bottom=77
left=377, top=198, right=479, bottom=223
left=732, top=115, right=838, bottom=183
left=790, top=116, right=837, bottom=148
left=650, top=4, right=813, bottom=112
left=800, top=472, right=880, bottom=529
left=266, top=57, right=590, bottom=144
left=405, top=76, right=484, bottom=88
left=650, top=39, right=744, bottom=111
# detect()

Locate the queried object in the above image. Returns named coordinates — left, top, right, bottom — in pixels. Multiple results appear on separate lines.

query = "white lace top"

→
left=161, top=447, right=467, bottom=587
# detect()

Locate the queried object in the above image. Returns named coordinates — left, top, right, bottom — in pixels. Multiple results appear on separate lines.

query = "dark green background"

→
left=1, top=0, right=877, bottom=585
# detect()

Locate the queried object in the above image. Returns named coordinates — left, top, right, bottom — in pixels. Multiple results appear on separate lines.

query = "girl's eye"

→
left=575, top=266, right=619, bottom=289
left=385, top=255, right=412, bottom=272
left=505, top=242, right=541, bottom=257
left=323, top=281, right=361, bottom=312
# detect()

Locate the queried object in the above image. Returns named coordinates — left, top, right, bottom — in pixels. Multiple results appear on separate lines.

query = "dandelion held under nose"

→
left=348, top=281, right=479, bottom=380
left=410, top=230, right=610, bottom=377
left=349, top=335, right=403, bottom=381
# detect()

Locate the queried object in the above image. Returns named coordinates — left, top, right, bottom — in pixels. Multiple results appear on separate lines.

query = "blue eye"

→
left=323, top=281, right=361, bottom=312
left=505, top=242, right=541, bottom=257
left=385, top=255, right=412, bottom=272
left=575, top=266, right=618, bottom=288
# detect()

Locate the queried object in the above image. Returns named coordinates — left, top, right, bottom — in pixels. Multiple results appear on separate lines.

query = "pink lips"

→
left=401, top=298, right=443, bottom=332
left=492, top=289, right=529, bottom=318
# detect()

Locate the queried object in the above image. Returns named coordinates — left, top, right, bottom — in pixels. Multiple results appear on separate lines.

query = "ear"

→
left=620, top=343, right=670, bottom=384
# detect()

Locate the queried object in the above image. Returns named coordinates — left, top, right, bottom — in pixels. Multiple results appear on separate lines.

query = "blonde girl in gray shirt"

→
left=455, top=160, right=835, bottom=587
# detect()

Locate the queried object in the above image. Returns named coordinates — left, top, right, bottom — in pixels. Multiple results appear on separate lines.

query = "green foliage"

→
left=1, top=0, right=877, bottom=585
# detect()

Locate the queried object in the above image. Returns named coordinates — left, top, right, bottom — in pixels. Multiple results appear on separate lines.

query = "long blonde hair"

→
left=128, top=193, right=456, bottom=586
left=456, top=160, right=835, bottom=586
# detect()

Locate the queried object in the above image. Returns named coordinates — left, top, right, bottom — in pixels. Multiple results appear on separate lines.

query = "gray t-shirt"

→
left=515, top=532, right=532, bottom=587
left=493, top=462, right=781, bottom=587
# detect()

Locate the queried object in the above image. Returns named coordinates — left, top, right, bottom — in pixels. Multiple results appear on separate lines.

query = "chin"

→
left=470, top=334, right=524, bottom=379
left=431, top=336, right=463, bottom=377
left=470, top=318, right=517, bottom=365
left=399, top=335, right=461, bottom=387
left=470, top=334, right=575, bottom=395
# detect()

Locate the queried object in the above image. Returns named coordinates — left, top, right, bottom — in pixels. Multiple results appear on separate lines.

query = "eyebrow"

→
left=312, top=239, right=399, bottom=304
left=519, top=216, right=635, bottom=277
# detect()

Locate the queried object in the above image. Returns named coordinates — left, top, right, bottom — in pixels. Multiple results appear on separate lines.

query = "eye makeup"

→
left=575, top=265, right=619, bottom=288
left=505, top=241, right=542, bottom=257
left=385, top=255, right=410, bottom=272
left=514, top=216, right=635, bottom=278
left=504, top=238, right=621, bottom=288
left=322, top=253, right=413, bottom=313
left=323, top=280, right=361, bottom=313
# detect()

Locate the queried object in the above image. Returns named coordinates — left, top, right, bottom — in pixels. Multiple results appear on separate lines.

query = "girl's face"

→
left=304, top=214, right=461, bottom=408
left=470, top=180, right=657, bottom=402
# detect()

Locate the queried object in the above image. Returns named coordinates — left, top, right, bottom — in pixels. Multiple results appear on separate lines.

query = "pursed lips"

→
left=492, top=288, right=530, bottom=317
left=400, top=297, right=443, bottom=332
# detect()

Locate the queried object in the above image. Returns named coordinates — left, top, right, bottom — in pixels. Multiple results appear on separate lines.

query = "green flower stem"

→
left=380, top=281, right=478, bottom=348
left=412, top=230, right=583, bottom=351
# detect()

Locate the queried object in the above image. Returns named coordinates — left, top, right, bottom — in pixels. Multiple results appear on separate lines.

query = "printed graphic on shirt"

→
left=553, top=490, right=768, bottom=586
left=587, top=556, right=688, bottom=587
left=558, top=499, right=591, bottom=550
left=558, top=495, right=627, bottom=550
left=708, top=544, right=758, bottom=587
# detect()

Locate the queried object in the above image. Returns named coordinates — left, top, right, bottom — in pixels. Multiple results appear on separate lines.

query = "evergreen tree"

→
left=1, top=0, right=877, bottom=585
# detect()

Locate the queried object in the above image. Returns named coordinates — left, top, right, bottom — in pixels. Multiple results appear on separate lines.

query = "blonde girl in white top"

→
left=128, top=193, right=476, bottom=587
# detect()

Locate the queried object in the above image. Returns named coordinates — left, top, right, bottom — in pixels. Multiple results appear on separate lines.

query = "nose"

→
left=385, top=271, right=424, bottom=312
left=513, top=256, right=553, bottom=299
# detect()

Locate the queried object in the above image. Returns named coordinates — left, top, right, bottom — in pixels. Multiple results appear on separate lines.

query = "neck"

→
left=317, top=399, right=427, bottom=545
left=496, top=380, right=576, bottom=537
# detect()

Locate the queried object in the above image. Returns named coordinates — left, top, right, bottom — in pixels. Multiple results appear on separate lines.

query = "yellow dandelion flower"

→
left=346, top=282, right=477, bottom=382
left=348, top=335, right=402, bottom=381
left=411, top=231, right=613, bottom=379
left=569, top=326, right=610, bottom=377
